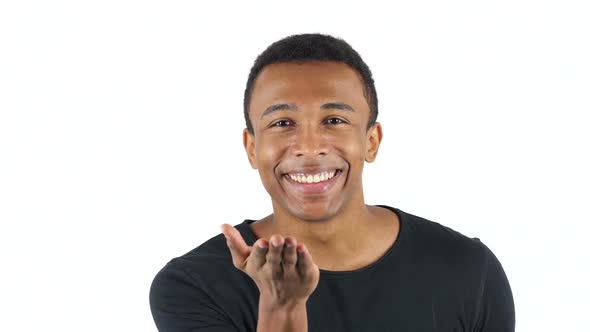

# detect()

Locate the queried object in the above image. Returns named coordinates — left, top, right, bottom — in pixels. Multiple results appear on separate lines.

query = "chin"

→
left=288, top=202, right=341, bottom=222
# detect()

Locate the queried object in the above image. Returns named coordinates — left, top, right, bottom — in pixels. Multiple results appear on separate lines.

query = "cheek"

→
left=255, top=142, right=287, bottom=197
left=337, top=135, right=365, bottom=162
left=255, top=140, right=284, bottom=178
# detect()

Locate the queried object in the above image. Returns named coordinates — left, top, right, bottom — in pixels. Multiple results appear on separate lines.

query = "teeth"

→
left=288, top=170, right=338, bottom=184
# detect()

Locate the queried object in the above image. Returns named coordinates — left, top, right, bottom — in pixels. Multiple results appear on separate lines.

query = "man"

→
left=150, top=33, right=515, bottom=332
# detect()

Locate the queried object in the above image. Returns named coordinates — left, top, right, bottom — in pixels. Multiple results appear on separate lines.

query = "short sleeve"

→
left=474, top=244, right=516, bottom=332
left=149, top=262, right=238, bottom=332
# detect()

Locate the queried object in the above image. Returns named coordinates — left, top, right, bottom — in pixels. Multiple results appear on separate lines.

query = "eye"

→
left=271, top=119, right=293, bottom=127
left=325, top=117, right=345, bottom=125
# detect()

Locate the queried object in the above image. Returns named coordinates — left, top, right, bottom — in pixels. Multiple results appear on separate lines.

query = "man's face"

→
left=244, top=61, right=382, bottom=221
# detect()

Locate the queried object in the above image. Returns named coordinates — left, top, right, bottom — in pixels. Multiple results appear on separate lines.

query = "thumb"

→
left=220, top=224, right=251, bottom=269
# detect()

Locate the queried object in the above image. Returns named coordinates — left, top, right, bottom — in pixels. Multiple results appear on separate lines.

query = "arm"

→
left=475, top=244, right=516, bottom=332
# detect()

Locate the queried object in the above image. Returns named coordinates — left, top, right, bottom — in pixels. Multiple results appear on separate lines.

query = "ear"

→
left=365, top=122, right=383, bottom=163
left=243, top=128, right=258, bottom=169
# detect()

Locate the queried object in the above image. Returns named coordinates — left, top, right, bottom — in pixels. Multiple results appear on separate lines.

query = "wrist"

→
left=257, top=295, right=308, bottom=332
left=258, top=294, right=308, bottom=313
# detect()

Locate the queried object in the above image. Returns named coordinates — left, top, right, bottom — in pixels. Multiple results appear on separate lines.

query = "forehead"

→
left=249, top=61, right=367, bottom=116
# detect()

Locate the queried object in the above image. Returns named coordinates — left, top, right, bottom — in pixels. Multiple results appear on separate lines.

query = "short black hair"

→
left=243, top=33, right=378, bottom=134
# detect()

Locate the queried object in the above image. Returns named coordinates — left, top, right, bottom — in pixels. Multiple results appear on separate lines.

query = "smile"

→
left=287, top=170, right=337, bottom=184
left=282, top=169, right=343, bottom=194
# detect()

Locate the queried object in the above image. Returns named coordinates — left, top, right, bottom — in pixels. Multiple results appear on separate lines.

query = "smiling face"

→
left=244, top=61, right=382, bottom=222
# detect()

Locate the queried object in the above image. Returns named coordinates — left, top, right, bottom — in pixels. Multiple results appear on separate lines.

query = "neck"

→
left=265, top=197, right=376, bottom=263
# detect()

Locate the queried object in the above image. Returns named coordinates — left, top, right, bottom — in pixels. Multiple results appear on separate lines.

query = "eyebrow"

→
left=261, top=102, right=355, bottom=119
left=320, top=102, right=355, bottom=112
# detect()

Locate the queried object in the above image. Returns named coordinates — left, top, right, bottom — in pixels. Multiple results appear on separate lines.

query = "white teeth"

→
left=288, top=170, right=338, bottom=184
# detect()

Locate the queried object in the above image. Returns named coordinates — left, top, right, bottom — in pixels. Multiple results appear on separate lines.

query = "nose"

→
left=292, top=125, right=329, bottom=157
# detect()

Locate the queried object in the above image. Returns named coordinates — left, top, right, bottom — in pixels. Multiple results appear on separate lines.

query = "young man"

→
left=150, top=33, right=515, bottom=332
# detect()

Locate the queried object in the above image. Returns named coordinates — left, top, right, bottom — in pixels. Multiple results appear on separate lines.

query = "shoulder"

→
left=402, top=208, right=484, bottom=250
left=398, top=207, right=514, bottom=330
left=150, top=219, right=259, bottom=297
left=153, top=224, right=252, bottom=288
left=395, top=208, right=491, bottom=276
left=150, top=233, right=234, bottom=299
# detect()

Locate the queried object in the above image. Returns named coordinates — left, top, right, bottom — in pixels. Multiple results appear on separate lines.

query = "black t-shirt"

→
left=149, top=205, right=515, bottom=331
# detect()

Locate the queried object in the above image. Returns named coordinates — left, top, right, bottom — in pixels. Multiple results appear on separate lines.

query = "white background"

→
left=1, top=1, right=588, bottom=331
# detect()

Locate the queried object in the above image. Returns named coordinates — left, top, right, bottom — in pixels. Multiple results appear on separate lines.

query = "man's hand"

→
left=220, top=224, right=320, bottom=309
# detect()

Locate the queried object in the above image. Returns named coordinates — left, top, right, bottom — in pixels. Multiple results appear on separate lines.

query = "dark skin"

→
left=221, top=61, right=400, bottom=310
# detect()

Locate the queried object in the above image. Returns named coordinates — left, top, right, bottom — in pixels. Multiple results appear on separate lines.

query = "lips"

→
left=282, top=169, right=343, bottom=194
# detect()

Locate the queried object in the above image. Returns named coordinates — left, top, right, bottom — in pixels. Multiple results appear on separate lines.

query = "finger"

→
left=220, top=224, right=250, bottom=269
left=281, top=236, right=298, bottom=271
left=296, top=243, right=314, bottom=277
left=249, top=239, right=269, bottom=268
left=267, top=234, right=285, bottom=277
